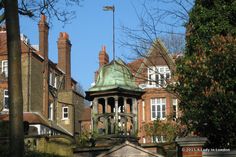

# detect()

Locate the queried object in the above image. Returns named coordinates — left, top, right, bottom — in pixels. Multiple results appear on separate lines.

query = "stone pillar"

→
left=105, top=97, right=108, bottom=113
left=105, top=98, right=108, bottom=134
left=92, top=98, right=98, bottom=133
left=132, top=98, right=138, bottom=134
left=124, top=97, right=127, bottom=135
left=115, top=97, right=118, bottom=134
left=176, top=136, right=207, bottom=157
left=124, top=97, right=127, bottom=113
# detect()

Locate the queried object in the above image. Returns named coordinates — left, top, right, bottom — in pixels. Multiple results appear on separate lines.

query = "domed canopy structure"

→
left=86, top=59, right=143, bottom=100
left=85, top=59, right=143, bottom=145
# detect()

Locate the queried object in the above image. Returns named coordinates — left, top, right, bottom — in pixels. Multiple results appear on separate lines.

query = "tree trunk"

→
left=5, top=0, right=24, bottom=156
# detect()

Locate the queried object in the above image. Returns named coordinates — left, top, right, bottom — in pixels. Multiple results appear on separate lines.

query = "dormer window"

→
left=147, top=66, right=171, bottom=88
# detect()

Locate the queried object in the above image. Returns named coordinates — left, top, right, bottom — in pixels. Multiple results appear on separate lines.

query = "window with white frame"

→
left=54, top=76, right=57, bottom=88
left=152, top=136, right=166, bottom=143
left=142, top=100, right=145, bottom=121
left=49, top=72, right=53, bottom=86
left=62, top=106, right=69, bottom=120
left=2, top=60, right=8, bottom=77
left=3, top=90, right=9, bottom=109
left=172, top=99, right=178, bottom=119
left=151, top=98, right=166, bottom=120
left=142, top=137, right=146, bottom=143
left=49, top=72, right=58, bottom=88
left=48, top=103, right=53, bottom=120
left=147, top=66, right=170, bottom=88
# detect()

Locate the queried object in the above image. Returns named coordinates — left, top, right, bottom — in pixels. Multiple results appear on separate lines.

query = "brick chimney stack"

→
left=57, top=32, right=71, bottom=90
left=38, top=14, right=49, bottom=59
left=99, top=45, right=109, bottom=68
left=38, top=14, right=49, bottom=117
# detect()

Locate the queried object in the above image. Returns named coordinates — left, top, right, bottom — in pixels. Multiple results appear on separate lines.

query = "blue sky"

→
left=19, top=0, right=188, bottom=91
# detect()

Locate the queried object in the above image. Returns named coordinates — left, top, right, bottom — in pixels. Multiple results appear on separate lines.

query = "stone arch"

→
left=98, top=98, right=105, bottom=114
left=108, top=97, right=115, bottom=113
left=118, top=97, right=124, bottom=113
left=126, top=98, right=133, bottom=113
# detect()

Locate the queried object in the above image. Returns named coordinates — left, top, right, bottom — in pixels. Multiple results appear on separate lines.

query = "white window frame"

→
left=142, top=100, right=145, bottom=121
left=49, top=72, right=58, bottom=89
left=151, top=98, right=166, bottom=120
left=172, top=99, right=178, bottom=119
left=54, top=76, right=57, bottom=88
left=152, top=135, right=166, bottom=143
left=49, top=72, right=53, bottom=86
left=62, top=106, right=69, bottom=120
left=147, top=66, right=171, bottom=88
left=3, top=89, right=9, bottom=110
left=2, top=60, right=8, bottom=77
left=48, top=103, right=53, bottom=120
left=142, top=137, right=146, bottom=144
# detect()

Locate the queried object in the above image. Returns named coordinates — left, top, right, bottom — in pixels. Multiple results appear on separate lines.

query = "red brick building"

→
left=127, top=40, right=178, bottom=144
left=0, top=15, right=84, bottom=137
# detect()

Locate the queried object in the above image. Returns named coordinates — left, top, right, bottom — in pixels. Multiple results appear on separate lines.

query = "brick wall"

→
left=176, top=136, right=207, bottom=157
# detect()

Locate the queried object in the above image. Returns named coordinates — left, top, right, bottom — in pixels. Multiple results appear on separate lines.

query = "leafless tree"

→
left=1, top=0, right=81, bottom=156
left=118, top=0, right=194, bottom=141
left=120, top=0, right=192, bottom=59
left=1, top=0, right=81, bottom=24
left=120, top=0, right=192, bottom=89
left=160, top=33, right=185, bottom=54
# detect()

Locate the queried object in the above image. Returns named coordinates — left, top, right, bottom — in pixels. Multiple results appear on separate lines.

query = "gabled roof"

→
left=0, top=112, right=49, bottom=126
left=127, top=58, right=144, bottom=76
left=130, top=39, right=176, bottom=78
left=97, top=141, right=163, bottom=157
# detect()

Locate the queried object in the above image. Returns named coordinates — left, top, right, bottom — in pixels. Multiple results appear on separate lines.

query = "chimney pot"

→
left=60, top=32, right=63, bottom=38
left=59, top=32, right=69, bottom=40
left=38, top=14, right=49, bottom=59
left=102, top=45, right=106, bottom=52
left=41, top=14, right=47, bottom=22
left=64, top=32, right=69, bottom=39
left=99, top=45, right=109, bottom=68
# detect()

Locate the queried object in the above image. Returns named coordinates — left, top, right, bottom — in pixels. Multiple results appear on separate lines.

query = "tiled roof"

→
left=0, top=31, right=37, bottom=55
left=127, top=58, right=144, bottom=76
left=0, top=112, right=50, bottom=126
left=0, top=31, right=80, bottom=92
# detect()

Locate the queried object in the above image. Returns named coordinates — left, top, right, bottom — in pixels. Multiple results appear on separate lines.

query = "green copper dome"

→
left=88, top=59, right=142, bottom=92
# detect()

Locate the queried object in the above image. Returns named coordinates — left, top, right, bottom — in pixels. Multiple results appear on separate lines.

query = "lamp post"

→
left=103, top=5, right=115, bottom=61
